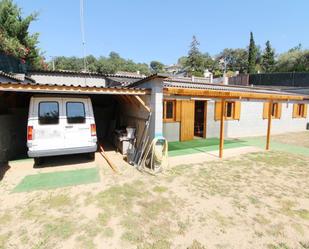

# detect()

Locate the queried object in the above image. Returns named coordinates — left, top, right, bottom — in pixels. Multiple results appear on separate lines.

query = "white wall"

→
left=137, top=79, right=164, bottom=139
left=206, top=100, right=308, bottom=138
left=163, top=122, right=180, bottom=141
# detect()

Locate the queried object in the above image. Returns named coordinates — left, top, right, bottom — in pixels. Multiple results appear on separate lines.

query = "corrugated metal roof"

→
left=0, top=80, right=147, bottom=90
left=163, top=81, right=304, bottom=96
left=29, top=70, right=145, bottom=79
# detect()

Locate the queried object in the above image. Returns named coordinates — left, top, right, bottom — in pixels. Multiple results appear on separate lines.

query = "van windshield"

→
left=39, top=102, right=59, bottom=125
left=67, top=102, right=85, bottom=124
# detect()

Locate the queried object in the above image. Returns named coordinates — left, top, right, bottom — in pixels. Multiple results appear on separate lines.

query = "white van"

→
left=27, top=96, right=97, bottom=164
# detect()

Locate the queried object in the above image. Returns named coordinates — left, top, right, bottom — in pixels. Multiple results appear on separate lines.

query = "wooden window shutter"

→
left=175, top=100, right=181, bottom=121
left=214, top=101, right=222, bottom=121
left=304, top=104, right=308, bottom=118
left=292, top=104, right=298, bottom=118
left=233, top=101, right=241, bottom=120
left=277, top=103, right=282, bottom=119
left=263, top=102, right=269, bottom=119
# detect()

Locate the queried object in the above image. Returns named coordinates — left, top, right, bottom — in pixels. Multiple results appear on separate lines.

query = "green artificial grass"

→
left=168, top=138, right=247, bottom=157
left=13, top=167, right=100, bottom=193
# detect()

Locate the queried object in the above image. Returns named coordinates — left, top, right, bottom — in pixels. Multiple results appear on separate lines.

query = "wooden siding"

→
left=180, top=100, right=195, bottom=141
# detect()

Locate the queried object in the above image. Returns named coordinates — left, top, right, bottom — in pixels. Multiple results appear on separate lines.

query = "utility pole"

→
left=80, top=0, right=87, bottom=72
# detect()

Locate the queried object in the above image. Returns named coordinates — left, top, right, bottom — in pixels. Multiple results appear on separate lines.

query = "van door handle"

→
left=65, top=125, right=73, bottom=128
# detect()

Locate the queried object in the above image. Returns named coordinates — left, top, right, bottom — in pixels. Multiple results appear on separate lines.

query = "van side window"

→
left=67, top=102, right=85, bottom=124
left=39, top=102, right=59, bottom=125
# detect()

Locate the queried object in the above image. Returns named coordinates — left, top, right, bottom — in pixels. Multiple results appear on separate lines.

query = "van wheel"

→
left=34, top=157, right=43, bottom=166
left=88, top=153, right=95, bottom=161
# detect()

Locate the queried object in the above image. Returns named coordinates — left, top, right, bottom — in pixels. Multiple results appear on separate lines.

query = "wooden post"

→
left=219, top=99, right=225, bottom=158
left=266, top=101, right=272, bottom=150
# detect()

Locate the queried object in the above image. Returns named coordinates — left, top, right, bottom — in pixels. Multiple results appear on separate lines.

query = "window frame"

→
left=66, top=101, right=86, bottom=124
left=163, top=100, right=176, bottom=122
left=294, top=103, right=306, bottom=118
left=38, top=101, right=60, bottom=125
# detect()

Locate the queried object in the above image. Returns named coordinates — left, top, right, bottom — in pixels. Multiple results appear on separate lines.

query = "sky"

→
left=15, top=0, right=309, bottom=65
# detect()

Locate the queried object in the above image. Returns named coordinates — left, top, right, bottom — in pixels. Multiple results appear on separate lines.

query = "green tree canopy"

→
left=216, top=48, right=248, bottom=73
left=185, top=35, right=205, bottom=76
left=248, top=32, right=257, bottom=74
left=150, top=60, right=165, bottom=73
left=275, top=47, right=309, bottom=72
left=51, top=52, right=151, bottom=75
left=0, top=0, right=43, bottom=69
left=261, top=40, right=275, bottom=72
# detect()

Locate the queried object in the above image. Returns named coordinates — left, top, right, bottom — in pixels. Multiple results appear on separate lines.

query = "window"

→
left=263, top=102, right=282, bottom=119
left=225, top=102, right=235, bottom=119
left=271, top=103, right=278, bottom=118
left=39, top=102, right=59, bottom=125
left=163, top=100, right=175, bottom=121
left=214, top=101, right=241, bottom=121
left=66, top=102, right=86, bottom=124
left=293, top=104, right=308, bottom=118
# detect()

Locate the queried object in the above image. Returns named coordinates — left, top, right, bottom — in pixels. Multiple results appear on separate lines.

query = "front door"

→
left=180, top=100, right=195, bottom=141
left=194, top=101, right=207, bottom=138
left=64, top=98, right=92, bottom=149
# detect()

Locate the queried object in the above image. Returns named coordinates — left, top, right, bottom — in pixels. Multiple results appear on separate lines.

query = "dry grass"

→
left=271, top=131, right=309, bottom=147
left=0, top=135, right=309, bottom=248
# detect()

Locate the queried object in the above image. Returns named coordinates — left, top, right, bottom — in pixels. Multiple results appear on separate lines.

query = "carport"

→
left=0, top=81, right=151, bottom=164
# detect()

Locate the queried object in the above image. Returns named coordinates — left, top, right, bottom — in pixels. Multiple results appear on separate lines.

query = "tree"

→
left=261, top=41, right=275, bottom=72
left=150, top=61, right=165, bottom=73
left=216, top=48, right=248, bottom=73
left=0, top=0, right=44, bottom=69
left=50, top=52, right=151, bottom=75
left=275, top=48, right=309, bottom=72
left=248, top=32, right=257, bottom=74
left=185, top=35, right=204, bottom=76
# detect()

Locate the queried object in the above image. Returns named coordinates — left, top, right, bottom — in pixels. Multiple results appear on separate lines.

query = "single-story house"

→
left=0, top=70, right=308, bottom=162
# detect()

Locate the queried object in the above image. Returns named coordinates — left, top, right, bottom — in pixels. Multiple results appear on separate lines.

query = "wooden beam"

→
left=0, top=83, right=150, bottom=95
left=133, top=95, right=151, bottom=112
left=219, top=99, right=225, bottom=158
left=164, top=87, right=304, bottom=101
left=266, top=101, right=273, bottom=150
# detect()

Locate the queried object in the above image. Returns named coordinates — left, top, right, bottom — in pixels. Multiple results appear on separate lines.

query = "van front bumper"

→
left=28, top=144, right=97, bottom=158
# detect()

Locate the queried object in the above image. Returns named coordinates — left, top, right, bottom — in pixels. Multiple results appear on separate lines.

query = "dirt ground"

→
left=0, top=135, right=309, bottom=249
left=271, top=131, right=309, bottom=148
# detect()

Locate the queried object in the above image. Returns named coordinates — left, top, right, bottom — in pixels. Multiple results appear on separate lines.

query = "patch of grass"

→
left=121, top=230, right=144, bottom=244
left=0, top=212, right=12, bottom=224
left=152, top=186, right=168, bottom=193
left=210, top=211, right=234, bottom=228
left=140, top=197, right=172, bottom=219
left=291, top=223, right=304, bottom=236
left=95, top=180, right=146, bottom=214
left=267, top=243, right=290, bottom=249
left=81, top=221, right=101, bottom=238
left=253, top=214, right=270, bottom=225
left=21, top=204, right=45, bottom=220
left=295, top=209, right=309, bottom=220
left=18, top=228, right=30, bottom=245
left=41, top=194, right=72, bottom=208
left=138, top=240, right=171, bottom=249
left=102, top=227, right=114, bottom=238
left=0, top=232, right=12, bottom=249
left=187, top=240, right=207, bottom=249
left=76, top=235, right=96, bottom=249
left=98, top=211, right=111, bottom=226
left=42, top=218, right=75, bottom=239
left=248, top=195, right=260, bottom=205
